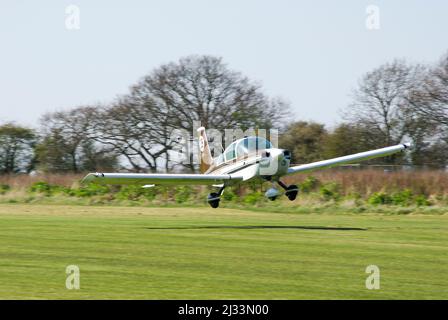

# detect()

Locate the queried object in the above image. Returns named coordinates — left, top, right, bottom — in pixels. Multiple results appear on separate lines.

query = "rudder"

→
left=197, top=127, right=214, bottom=173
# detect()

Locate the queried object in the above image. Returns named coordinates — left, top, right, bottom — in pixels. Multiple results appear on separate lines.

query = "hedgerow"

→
left=0, top=175, right=437, bottom=210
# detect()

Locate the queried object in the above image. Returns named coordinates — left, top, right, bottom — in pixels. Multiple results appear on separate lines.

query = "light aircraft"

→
left=82, top=127, right=411, bottom=208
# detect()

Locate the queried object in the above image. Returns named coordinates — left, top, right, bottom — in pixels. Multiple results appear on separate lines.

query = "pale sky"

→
left=1, top=0, right=447, bottom=128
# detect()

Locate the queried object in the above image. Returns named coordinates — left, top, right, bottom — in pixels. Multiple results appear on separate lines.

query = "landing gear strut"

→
left=278, top=181, right=299, bottom=201
left=207, top=186, right=224, bottom=208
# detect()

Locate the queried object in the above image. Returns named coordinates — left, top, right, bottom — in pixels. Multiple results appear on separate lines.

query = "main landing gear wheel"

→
left=285, top=185, right=298, bottom=201
left=207, top=186, right=225, bottom=208
left=277, top=181, right=299, bottom=201
left=268, top=196, right=277, bottom=201
left=207, top=192, right=220, bottom=208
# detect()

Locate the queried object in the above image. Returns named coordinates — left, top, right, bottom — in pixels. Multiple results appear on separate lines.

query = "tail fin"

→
left=197, top=127, right=214, bottom=173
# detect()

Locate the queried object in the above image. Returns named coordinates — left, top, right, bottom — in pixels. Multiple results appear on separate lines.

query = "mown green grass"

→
left=0, top=204, right=447, bottom=299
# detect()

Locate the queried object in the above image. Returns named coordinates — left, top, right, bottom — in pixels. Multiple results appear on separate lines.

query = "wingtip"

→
left=81, top=172, right=102, bottom=184
left=81, top=173, right=93, bottom=184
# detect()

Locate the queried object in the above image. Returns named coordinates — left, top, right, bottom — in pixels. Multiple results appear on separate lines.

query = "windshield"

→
left=222, top=137, right=272, bottom=162
left=215, top=153, right=225, bottom=165
left=236, top=137, right=272, bottom=158
left=224, top=142, right=236, bottom=161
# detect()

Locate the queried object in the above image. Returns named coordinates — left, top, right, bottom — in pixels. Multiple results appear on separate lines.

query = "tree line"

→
left=1, top=53, right=447, bottom=175
left=280, top=55, right=448, bottom=167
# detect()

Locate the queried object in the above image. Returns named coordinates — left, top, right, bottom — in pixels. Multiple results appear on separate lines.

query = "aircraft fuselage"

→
left=206, top=148, right=291, bottom=184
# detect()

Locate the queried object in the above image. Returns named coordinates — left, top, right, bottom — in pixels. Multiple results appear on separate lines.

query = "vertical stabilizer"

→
left=197, top=127, right=213, bottom=173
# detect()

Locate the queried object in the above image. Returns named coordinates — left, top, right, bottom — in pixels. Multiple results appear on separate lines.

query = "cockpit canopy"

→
left=215, top=136, right=273, bottom=165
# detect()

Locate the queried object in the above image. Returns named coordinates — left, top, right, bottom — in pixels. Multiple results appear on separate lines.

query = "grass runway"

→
left=0, top=204, right=447, bottom=299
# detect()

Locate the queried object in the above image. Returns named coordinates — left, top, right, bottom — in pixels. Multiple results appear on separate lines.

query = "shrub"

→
left=0, top=184, right=11, bottom=195
left=141, top=187, right=157, bottom=201
left=174, top=186, right=191, bottom=203
left=29, top=181, right=52, bottom=194
left=415, top=194, right=431, bottom=206
left=319, top=182, right=340, bottom=201
left=28, top=181, right=66, bottom=196
left=72, top=183, right=110, bottom=197
left=243, top=192, right=264, bottom=205
left=60, top=187, right=76, bottom=196
left=391, top=189, right=413, bottom=206
left=368, top=192, right=392, bottom=205
left=300, top=176, right=320, bottom=193
left=115, top=185, right=156, bottom=201
left=116, top=185, right=138, bottom=201
left=247, top=181, right=262, bottom=192
left=222, top=188, right=237, bottom=201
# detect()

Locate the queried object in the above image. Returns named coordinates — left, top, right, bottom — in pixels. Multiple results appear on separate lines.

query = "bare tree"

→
left=344, top=59, right=425, bottom=149
left=131, top=55, right=289, bottom=131
left=91, top=100, right=176, bottom=173
left=37, top=106, right=118, bottom=173
left=106, top=55, right=290, bottom=172
left=400, top=53, right=448, bottom=166
left=407, top=52, right=448, bottom=126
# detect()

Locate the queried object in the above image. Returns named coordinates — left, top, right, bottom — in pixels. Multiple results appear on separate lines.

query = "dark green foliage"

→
left=368, top=192, right=393, bottom=205
left=243, top=192, right=264, bottom=205
left=116, top=185, right=157, bottom=201
left=29, top=182, right=53, bottom=195
left=279, top=121, right=327, bottom=163
left=319, top=182, right=340, bottom=201
left=391, top=189, right=414, bottom=206
left=222, top=187, right=237, bottom=201
left=247, top=180, right=262, bottom=192
left=368, top=190, right=431, bottom=206
left=414, top=195, right=431, bottom=206
left=300, top=176, right=320, bottom=193
left=29, top=181, right=72, bottom=196
left=322, top=124, right=369, bottom=159
left=0, top=184, right=10, bottom=195
left=72, top=183, right=110, bottom=197
left=174, top=186, right=192, bottom=203
left=0, top=123, right=36, bottom=174
left=16, top=179, right=437, bottom=208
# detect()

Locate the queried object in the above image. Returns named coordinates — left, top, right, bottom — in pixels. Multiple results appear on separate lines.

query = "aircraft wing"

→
left=81, top=172, right=242, bottom=186
left=287, top=143, right=411, bottom=175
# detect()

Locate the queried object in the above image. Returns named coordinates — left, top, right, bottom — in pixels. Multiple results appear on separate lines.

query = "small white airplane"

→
left=82, top=127, right=411, bottom=208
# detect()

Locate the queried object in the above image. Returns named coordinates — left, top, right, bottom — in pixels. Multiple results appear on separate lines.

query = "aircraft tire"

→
left=208, top=192, right=221, bottom=208
left=285, top=185, right=298, bottom=201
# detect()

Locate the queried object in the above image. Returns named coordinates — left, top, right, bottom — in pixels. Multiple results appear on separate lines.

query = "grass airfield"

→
left=0, top=204, right=447, bottom=299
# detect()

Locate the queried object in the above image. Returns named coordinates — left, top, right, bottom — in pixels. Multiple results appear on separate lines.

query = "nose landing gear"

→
left=265, top=186, right=282, bottom=201
left=263, top=181, right=299, bottom=201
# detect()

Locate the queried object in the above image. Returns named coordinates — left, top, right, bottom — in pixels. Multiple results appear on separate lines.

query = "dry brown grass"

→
left=285, top=169, right=448, bottom=196
left=0, top=174, right=83, bottom=189
left=0, top=169, right=447, bottom=197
